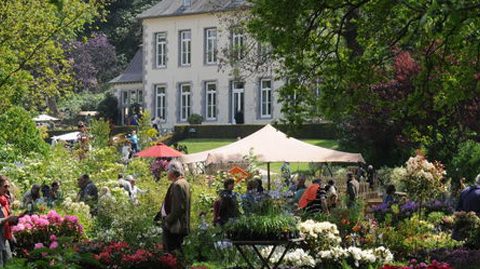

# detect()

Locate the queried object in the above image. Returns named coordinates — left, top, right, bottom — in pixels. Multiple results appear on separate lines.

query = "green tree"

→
left=0, top=0, right=107, bottom=113
left=247, top=0, right=480, bottom=166
left=0, top=106, right=49, bottom=162
left=90, top=118, right=111, bottom=148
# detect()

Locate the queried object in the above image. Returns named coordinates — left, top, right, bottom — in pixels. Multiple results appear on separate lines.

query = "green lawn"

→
left=177, top=138, right=339, bottom=174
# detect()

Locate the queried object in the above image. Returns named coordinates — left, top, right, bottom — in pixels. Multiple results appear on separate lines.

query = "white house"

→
left=110, top=0, right=284, bottom=128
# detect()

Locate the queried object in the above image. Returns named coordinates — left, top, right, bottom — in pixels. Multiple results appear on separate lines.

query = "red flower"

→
left=159, top=253, right=177, bottom=268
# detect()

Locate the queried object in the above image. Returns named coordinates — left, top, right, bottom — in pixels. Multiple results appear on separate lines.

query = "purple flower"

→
left=49, top=234, right=57, bottom=241
left=34, top=243, right=44, bottom=249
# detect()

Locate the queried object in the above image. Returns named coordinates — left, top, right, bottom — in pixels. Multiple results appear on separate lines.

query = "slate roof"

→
left=137, top=0, right=248, bottom=20
left=109, top=48, right=143, bottom=84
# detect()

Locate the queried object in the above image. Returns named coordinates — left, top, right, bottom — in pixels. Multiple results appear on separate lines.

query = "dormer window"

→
left=182, top=0, right=191, bottom=7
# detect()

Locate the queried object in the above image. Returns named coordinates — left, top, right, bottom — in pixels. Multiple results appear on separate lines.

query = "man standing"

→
left=456, top=173, right=480, bottom=214
left=346, top=172, right=359, bottom=208
left=158, top=160, right=190, bottom=253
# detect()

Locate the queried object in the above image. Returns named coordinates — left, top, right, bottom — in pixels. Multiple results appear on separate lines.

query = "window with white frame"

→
left=155, top=32, right=167, bottom=68
left=155, top=85, right=166, bottom=121
left=179, top=30, right=191, bottom=66
left=231, top=30, right=244, bottom=60
left=260, top=79, right=272, bottom=118
left=205, top=28, right=217, bottom=64
left=205, top=82, right=217, bottom=120
left=180, top=84, right=191, bottom=121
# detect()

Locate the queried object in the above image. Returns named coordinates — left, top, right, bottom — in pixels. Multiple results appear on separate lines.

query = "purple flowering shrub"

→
left=429, top=248, right=480, bottom=269
left=12, top=210, right=84, bottom=256
left=372, top=200, right=419, bottom=224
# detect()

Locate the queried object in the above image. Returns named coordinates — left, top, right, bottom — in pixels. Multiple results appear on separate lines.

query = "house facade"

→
left=110, top=0, right=284, bottom=128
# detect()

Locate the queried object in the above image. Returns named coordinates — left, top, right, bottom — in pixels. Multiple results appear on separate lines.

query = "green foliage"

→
left=0, top=0, right=107, bottom=112
left=89, top=119, right=111, bottom=148
left=247, top=0, right=480, bottom=167
left=57, top=92, right=104, bottom=122
left=97, top=92, right=119, bottom=124
left=0, top=106, right=49, bottom=162
left=138, top=110, right=157, bottom=149
left=224, top=213, right=298, bottom=241
left=379, top=215, right=460, bottom=257
left=451, top=140, right=480, bottom=185
left=188, top=113, right=204, bottom=125
left=452, top=211, right=480, bottom=249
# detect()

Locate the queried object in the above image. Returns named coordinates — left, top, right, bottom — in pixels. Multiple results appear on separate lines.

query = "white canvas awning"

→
left=33, top=114, right=59, bottom=122
left=51, top=131, right=80, bottom=143
left=181, top=124, right=365, bottom=164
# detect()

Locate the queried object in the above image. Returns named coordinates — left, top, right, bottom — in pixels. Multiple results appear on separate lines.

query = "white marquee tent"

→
left=51, top=131, right=80, bottom=144
left=181, top=124, right=364, bottom=164
left=33, top=114, right=59, bottom=122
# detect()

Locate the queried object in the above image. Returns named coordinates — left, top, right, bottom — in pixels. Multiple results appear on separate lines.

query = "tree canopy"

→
left=0, top=0, right=107, bottom=113
left=247, top=0, right=480, bottom=167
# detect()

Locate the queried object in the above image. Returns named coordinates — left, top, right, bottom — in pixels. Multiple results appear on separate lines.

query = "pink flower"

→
left=34, top=243, right=44, bottom=249
left=47, top=210, right=63, bottom=224
left=24, top=223, right=32, bottom=230
left=65, top=216, right=79, bottom=224
left=12, top=224, right=25, bottom=233
left=34, top=218, right=49, bottom=227
left=49, top=234, right=57, bottom=241
left=49, top=241, right=58, bottom=249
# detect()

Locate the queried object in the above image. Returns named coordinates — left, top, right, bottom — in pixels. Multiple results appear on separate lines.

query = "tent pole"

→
left=327, top=163, right=333, bottom=177
left=267, top=162, right=271, bottom=190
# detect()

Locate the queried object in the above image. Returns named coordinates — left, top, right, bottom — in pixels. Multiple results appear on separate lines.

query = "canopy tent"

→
left=135, top=143, right=183, bottom=158
left=181, top=124, right=364, bottom=164
left=33, top=114, right=59, bottom=122
left=51, top=132, right=80, bottom=144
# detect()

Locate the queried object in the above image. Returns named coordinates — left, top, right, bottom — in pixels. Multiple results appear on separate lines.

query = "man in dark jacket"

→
left=456, top=173, right=480, bottom=214
left=215, top=178, right=239, bottom=225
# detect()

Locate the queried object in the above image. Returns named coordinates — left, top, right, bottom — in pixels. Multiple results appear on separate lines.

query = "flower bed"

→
left=12, top=210, right=84, bottom=256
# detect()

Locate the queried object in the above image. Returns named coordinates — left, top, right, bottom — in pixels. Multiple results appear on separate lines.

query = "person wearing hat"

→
left=456, top=173, right=480, bottom=215
left=156, top=160, right=190, bottom=253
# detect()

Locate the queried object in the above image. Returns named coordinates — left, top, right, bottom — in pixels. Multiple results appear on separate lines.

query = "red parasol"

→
left=135, top=143, right=183, bottom=158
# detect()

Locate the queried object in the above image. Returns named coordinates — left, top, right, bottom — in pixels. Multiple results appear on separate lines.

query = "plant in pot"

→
left=224, top=214, right=298, bottom=241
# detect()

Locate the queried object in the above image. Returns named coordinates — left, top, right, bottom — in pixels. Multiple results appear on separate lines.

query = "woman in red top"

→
left=0, top=175, right=19, bottom=267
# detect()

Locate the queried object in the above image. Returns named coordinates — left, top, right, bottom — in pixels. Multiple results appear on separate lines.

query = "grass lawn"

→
left=177, top=138, right=340, bottom=174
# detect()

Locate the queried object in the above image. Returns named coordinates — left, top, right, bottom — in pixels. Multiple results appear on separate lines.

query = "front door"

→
left=232, top=81, right=245, bottom=124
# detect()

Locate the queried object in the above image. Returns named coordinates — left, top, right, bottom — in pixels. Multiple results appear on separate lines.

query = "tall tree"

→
left=0, top=0, right=107, bottom=113
left=65, top=33, right=119, bottom=93
left=89, top=0, right=159, bottom=64
left=247, top=0, right=480, bottom=166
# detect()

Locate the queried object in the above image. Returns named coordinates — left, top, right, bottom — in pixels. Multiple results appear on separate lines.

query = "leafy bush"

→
left=450, top=140, right=480, bottom=185
left=12, top=210, right=84, bottom=255
left=97, top=92, right=119, bottom=124
left=89, top=118, right=110, bottom=148
left=0, top=106, right=49, bottom=162
left=188, top=113, right=204, bottom=125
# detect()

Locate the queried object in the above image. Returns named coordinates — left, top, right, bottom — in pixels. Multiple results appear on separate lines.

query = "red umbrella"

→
left=135, top=143, right=183, bottom=158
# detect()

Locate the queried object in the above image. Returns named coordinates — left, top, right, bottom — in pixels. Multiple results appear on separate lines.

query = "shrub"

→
left=188, top=113, right=203, bottom=125
left=89, top=118, right=110, bottom=148
left=97, top=92, right=119, bottom=124
left=0, top=106, right=49, bottom=162
left=12, top=210, right=84, bottom=255
left=450, top=140, right=480, bottom=186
